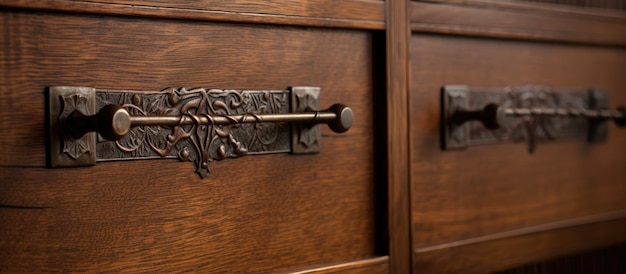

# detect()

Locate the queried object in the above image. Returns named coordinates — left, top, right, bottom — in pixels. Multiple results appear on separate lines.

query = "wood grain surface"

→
left=409, top=33, right=626, bottom=272
left=4, top=0, right=626, bottom=273
left=420, top=0, right=626, bottom=14
left=498, top=242, right=626, bottom=273
left=75, top=0, right=384, bottom=19
left=0, top=9, right=385, bottom=272
left=517, top=0, right=626, bottom=10
left=0, top=10, right=376, bottom=167
left=385, top=0, right=413, bottom=273
left=414, top=218, right=626, bottom=273
left=0, top=0, right=385, bottom=30
left=411, top=1, right=626, bottom=46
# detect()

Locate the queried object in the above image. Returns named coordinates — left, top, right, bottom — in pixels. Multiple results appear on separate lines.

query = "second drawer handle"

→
left=442, top=85, right=625, bottom=153
left=452, top=104, right=625, bottom=130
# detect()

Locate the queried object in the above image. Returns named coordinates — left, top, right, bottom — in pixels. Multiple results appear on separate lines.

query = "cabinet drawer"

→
left=0, top=9, right=385, bottom=273
left=410, top=34, right=626, bottom=272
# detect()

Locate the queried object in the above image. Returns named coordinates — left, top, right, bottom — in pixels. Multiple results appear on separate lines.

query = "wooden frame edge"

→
left=387, top=0, right=413, bottom=273
left=0, top=0, right=385, bottom=30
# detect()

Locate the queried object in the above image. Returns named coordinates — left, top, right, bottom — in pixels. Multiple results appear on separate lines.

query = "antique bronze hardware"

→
left=48, top=86, right=353, bottom=177
left=452, top=104, right=625, bottom=130
left=67, top=103, right=352, bottom=141
left=442, top=85, right=625, bottom=152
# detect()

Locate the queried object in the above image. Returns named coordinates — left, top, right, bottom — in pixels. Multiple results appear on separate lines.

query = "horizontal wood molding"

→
left=0, top=0, right=385, bottom=30
left=413, top=214, right=626, bottom=273
left=516, top=0, right=626, bottom=11
left=284, top=256, right=389, bottom=274
left=501, top=243, right=626, bottom=273
left=417, top=0, right=626, bottom=17
left=411, top=1, right=626, bottom=46
left=415, top=210, right=626, bottom=253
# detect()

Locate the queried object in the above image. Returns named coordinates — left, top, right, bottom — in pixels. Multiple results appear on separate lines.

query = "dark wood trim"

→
left=412, top=213, right=626, bottom=273
left=415, top=210, right=626, bottom=253
left=0, top=0, right=385, bottom=30
left=286, top=256, right=389, bottom=274
left=418, top=0, right=626, bottom=18
left=386, top=0, right=412, bottom=273
left=411, top=1, right=626, bottom=46
left=500, top=244, right=626, bottom=273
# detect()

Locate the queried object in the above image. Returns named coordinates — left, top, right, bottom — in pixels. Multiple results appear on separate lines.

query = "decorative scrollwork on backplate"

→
left=96, top=88, right=290, bottom=178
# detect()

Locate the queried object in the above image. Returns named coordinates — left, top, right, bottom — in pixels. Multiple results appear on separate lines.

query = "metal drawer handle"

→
left=452, top=104, right=625, bottom=130
left=48, top=86, right=353, bottom=178
left=442, top=85, right=625, bottom=153
left=68, top=103, right=352, bottom=141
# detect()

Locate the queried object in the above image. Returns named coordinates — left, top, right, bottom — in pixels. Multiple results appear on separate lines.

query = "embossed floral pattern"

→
left=96, top=88, right=289, bottom=178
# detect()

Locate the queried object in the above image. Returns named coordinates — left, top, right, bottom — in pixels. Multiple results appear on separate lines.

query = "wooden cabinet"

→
left=409, top=1, right=626, bottom=273
left=1, top=0, right=625, bottom=273
left=410, top=33, right=626, bottom=274
left=0, top=2, right=388, bottom=273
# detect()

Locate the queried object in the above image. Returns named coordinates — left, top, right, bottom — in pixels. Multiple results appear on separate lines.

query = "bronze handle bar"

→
left=504, top=108, right=624, bottom=119
left=67, top=104, right=353, bottom=141
left=452, top=103, right=626, bottom=130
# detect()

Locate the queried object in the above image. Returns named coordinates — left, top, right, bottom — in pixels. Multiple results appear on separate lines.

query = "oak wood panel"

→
left=498, top=243, right=626, bottom=273
left=0, top=9, right=384, bottom=272
left=0, top=128, right=378, bottom=271
left=410, top=1, right=626, bottom=46
left=77, top=0, right=384, bottom=19
left=414, top=217, right=626, bottom=273
left=414, top=210, right=626, bottom=253
left=0, top=152, right=376, bottom=272
left=518, top=0, right=626, bottom=10
left=386, top=0, right=412, bottom=273
left=0, top=0, right=385, bottom=30
left=410, top=34, right=626, bottom=271
left=0, top=9, right=377, bottom=167
left=418, top=0, right=626, bottom=16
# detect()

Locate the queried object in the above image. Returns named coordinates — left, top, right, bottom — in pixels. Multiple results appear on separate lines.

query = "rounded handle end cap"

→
left=328, top=104, right=353, bottom=133
left=98, top=105, right=131, bottom=140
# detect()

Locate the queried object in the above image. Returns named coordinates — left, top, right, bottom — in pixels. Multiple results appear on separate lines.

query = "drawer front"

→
left=410, top=34, right=626, bottom=272
left=0, top=9, right=386, bottom=273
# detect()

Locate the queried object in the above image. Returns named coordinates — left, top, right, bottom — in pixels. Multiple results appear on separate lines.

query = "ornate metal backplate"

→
left=442, top=85, right=608, bottom=151
left=48, top=86, right=324, bottom=178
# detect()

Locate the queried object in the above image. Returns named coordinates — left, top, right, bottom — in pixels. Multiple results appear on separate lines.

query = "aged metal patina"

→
left=442, top=85, right=625, bottom=152
left=48, top=86, right=353, bottom=178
